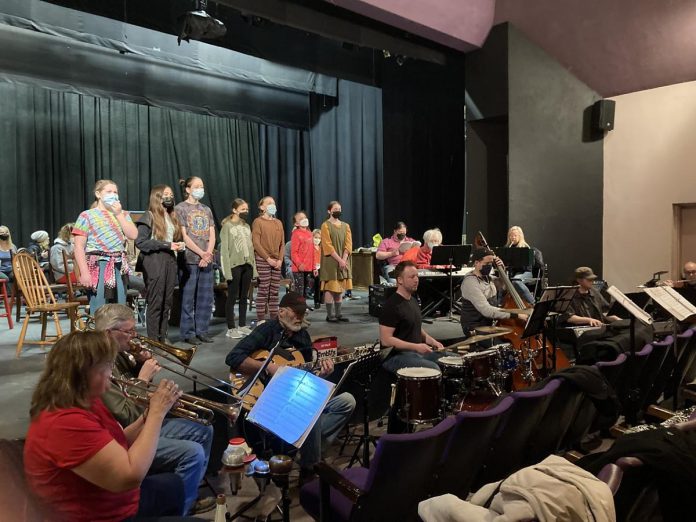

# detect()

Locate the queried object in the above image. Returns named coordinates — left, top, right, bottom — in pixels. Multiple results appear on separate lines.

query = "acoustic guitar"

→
left=230, top=343, right=380, bottom=411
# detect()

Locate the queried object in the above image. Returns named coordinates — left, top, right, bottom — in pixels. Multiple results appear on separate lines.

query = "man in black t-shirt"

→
left=379, top=261, right=446, bottom=374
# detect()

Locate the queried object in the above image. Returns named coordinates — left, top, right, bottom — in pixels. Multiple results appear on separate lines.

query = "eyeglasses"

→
left=111, top=327, right=137, bottom=336
left=685, top=270, right=696, bottom=275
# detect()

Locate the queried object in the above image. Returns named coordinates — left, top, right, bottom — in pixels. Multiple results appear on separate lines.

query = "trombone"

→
left=112, top=377, right=241, bottom=425
left=128, top=335, right=239, bottom=400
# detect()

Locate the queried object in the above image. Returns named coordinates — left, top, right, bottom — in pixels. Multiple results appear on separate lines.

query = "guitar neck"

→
left=299, top=348, right=366, bottom=370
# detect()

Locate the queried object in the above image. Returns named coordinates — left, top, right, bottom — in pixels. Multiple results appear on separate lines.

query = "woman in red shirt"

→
left=416, top=228, right=443, bottom=268
left=24, top=331, right=183, bottom=522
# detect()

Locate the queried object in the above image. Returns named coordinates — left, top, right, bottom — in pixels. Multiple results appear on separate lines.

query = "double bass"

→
left=475, top=232, right=570, bottom=389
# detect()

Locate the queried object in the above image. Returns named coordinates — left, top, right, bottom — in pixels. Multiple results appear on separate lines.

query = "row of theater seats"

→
left=301, top=327, right=696, bottom=522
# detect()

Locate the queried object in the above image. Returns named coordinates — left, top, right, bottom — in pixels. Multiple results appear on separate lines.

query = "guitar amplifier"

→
left=369, top=284, right=397, bottom=317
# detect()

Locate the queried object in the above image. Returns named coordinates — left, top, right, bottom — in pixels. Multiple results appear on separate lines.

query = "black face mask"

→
left=0, top=234, right=8, bottom=241
left=238, top=211, right=249, bottom=220
left=162, top=197, right=175, bottom=210
left=331, top=211, right=342, bottom=219
left=396, top=233, right=406, bottom=240
left=480, top=264, right=493, bottom=276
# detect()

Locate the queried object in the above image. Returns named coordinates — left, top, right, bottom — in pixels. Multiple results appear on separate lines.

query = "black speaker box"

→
left=591, top=99, right=615, bottom=131
left=368, top=284, right=397, bottom=317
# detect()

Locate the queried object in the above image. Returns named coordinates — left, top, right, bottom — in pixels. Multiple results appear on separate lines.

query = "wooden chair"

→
left=61, top=250, right=89, bottom=327
left=11, top=253, right=79, bottom=357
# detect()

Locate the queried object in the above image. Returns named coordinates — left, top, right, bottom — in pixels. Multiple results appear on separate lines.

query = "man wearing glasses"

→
left=225, top=291, right=355, bottom=483
left=459, top=248, right=528, bottom=339
left=94, top=304, right=215, bottom=515
left=666, top=261, right=696, bottom=305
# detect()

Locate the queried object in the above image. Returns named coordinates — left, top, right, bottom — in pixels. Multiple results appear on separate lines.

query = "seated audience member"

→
left=0, top=225, right=16, bottom=283
left=27, top=230, right=50, bottom=265
left=376, top=221, right=420, bottom=281
left=225, top=292, right=355, bottom=482
left=94, top=304, right=215, bottom=515
left=50, top=223, right=77, bottom=284
left=23, top=330, right=191, bottom=522
left=416, top=228, right=443, bottom=268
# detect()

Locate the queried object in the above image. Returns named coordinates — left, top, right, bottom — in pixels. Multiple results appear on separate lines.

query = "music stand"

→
left=494, top=247, right=533, bottom=271
left=345, top=344, right=391, bottom=469
left=535, top=286, right=578, bottom=373
left=430, top=244, right=472, bottom=321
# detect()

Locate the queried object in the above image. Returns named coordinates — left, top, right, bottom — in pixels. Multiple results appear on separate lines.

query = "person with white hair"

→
left=416, top=228, right=443, bottom=268
left=27, top=230, right=50, bottom=265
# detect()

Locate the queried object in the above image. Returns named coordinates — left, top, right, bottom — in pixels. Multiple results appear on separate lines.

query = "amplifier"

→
left=369, top=284, right=397, bottom=317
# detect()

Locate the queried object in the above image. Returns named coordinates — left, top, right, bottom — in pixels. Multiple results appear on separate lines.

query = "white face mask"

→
left=266, top=204, right=277, bottom=216
left=299, top=218, right=309, bottom=228
left=313, top=237, right=321, bottom=246
left=191, top=188, right=204, bottom=200
left=428, top=242, right=438, bottom=250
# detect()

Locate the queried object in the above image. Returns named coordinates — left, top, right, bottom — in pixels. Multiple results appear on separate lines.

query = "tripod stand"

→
left=346, top=346, right=387, bottom=468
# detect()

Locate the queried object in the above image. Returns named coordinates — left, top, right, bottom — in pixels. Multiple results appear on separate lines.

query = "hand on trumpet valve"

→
left=137, top=358, right=162, bottom=383
left=148, top=379, right=182, bottom=420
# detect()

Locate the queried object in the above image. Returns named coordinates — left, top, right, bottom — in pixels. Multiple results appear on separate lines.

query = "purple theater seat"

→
left=432, top=396, right=514, bottom=499
left=300, top=416, right=457, bottom=522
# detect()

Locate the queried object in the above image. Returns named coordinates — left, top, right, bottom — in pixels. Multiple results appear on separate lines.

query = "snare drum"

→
left=394, top=367, right=442, bottom=424
left=462, top=348, right=499, bottom=384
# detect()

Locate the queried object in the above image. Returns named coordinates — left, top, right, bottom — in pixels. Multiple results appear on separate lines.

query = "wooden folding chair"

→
left=11, top=253, right=80, bottom=357
left=61, top=250, right=89, bottom=328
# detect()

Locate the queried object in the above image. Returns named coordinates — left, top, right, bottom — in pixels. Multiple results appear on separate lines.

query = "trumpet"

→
left=112, top=377, right=242, bottom=425
left=128, top=335, right=239, bottom=400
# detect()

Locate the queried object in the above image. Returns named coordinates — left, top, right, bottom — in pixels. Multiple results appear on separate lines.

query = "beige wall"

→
left=604, top=80, right=696, bottom=291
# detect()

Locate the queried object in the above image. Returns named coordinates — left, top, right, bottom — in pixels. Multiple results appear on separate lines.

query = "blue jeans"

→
left=382, top=350, right=452, bottom=374
left=179, top=264, right=214, bottom=339
left=149, top=419, right=213, bottom=515
left=512, top=271, right=535, bottom=303
left=299, top=392, right=356, bottom=469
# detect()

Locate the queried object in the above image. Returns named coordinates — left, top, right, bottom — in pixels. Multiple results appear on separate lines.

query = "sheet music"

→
left=643, top=286, right=696, bottom=322
left=246, top=366, right=335, bottom=447
left=607, top=286, right=653, bottom=326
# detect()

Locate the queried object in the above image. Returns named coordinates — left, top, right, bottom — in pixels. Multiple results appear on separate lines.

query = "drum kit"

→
left=392, top=326, right=522, bottom=424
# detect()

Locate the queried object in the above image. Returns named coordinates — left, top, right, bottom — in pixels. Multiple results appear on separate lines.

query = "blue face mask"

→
left=480, top=264, right=493, bottom=276
left=266, top=204, right=277, bottom=216
left=102, top=194, right=119, bottom=206
left=191, top=188, right=204, bottom=200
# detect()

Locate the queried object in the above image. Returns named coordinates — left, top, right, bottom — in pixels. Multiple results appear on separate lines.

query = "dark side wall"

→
left=465, top=23, right=603, bottom=282
left=507, top=25, right=603, bottom=283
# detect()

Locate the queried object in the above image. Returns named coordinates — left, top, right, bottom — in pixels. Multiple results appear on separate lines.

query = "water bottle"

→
left=214, top=268, right=221, bottom=285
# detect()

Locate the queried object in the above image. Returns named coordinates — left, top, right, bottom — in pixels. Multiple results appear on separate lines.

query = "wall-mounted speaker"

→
left=591, top=99, right=615, bottom=131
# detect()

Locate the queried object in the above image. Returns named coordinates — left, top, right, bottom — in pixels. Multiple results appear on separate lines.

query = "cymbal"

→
left=452, top=331, right=509, bottom=350
left=474, top=326, right=513, bottom=335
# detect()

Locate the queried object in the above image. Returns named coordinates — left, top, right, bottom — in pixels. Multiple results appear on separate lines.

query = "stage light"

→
left=177, top=0, right=227, bottom=45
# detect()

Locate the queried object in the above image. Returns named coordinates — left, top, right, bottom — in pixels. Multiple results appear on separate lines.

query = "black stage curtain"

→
left=260, top=79, right=383, bottom=248
left=0, top=82, right=263, bottom=246
left=381, top=59, right=466, bottom=244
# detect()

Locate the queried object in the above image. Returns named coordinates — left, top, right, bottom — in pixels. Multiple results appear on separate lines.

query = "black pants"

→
left=142, top=252, right=177, bottom=341
left=226, top=263, right=253, bottom=328
left=292, top=271, right=313, bottom=300
left=312, top=273, right=321, bottom=306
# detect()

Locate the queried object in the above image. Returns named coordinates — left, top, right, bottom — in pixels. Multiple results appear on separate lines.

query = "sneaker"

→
left=184, top=337, right=202, bottom=345
left=336, top=316, right=350, bottom=322
left=226, top=328, right=244, bottom=339
left=239, top=326, right=253, bottom=335
left=326, top=316, right=339, bottom=323
left=190, top=496, right=217, bottom=515
left=197, top=334, right=214, bottom=343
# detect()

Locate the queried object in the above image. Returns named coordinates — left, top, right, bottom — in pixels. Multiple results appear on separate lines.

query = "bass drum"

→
left=394, top=367, right=442, bottom=424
